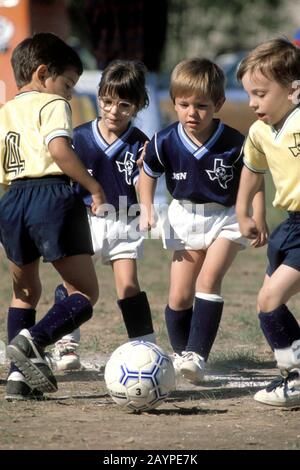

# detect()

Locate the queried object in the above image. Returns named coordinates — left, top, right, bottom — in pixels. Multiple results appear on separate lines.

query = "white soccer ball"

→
left=104, top=341, right=176, bottom=412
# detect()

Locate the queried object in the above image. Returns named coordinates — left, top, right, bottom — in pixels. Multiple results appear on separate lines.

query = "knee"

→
left=257, top=285, right=281, bottom=312
left=13, top=283, right=42, bottom=307
left=197, top=275, right=222, bottom=295
left=169, top=291, right=193, bottom=310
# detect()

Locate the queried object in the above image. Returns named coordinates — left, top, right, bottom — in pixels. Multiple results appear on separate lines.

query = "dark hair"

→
left=237, top=38, right=300, bottom=87
left=11, top=32, right=83, bottom=87
left=98, top=60, right=149, bottom=111
left=170, top=58, right=225, bottom=104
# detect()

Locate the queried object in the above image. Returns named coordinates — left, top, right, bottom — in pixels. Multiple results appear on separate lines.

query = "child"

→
left=236, top=38, right=300, bottom=407
left=0, top=32, right=106, bottom=400
left=51, top=60, right=156, bottom=371
left=139, top=57, right=267, bottom=384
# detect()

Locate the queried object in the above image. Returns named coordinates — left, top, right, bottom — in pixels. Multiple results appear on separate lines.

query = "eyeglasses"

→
left=99, top=97, right=135, bottom=116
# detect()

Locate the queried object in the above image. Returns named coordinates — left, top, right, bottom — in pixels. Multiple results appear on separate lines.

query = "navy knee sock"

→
left=165, top=305, right=193, bottom=354
left=7, top=307, right=36, bottom=374
left=186, top=294, right=224, bottom=361
left=117, top=291, right=154, bottom=338
left=29, top=293, right=92, bottom=348
left=259, top=304, right=300, bottom=350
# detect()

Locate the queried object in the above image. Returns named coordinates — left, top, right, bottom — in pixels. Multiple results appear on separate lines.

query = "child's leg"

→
left=254, top=266, right=300, bottom=406
left=52, top=284, right=81, bottom=371
left=8, top=260, right=39, bottom=374
left=29, top=254, right=98, bottom=347
left=187, top=238, right=240, bottom=359
left=7, top=254, right=98, bottom=392
left=112, top=259, right=155, bottom=343
left=178, top=239, right=239, bottom=383
left=166, top=250, right=204, bottom=353
left=6, top=259, right=58, bottom=394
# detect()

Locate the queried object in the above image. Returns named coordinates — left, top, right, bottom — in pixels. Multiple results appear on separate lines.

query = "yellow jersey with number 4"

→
left=243, top=107, right=300, bottom=212
left=0, top=91, right=72, bottom=186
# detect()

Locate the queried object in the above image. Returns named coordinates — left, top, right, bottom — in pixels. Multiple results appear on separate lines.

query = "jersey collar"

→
left=177, top=120, right=224, bottom=160
left=91, top=118, right=133, bottom=156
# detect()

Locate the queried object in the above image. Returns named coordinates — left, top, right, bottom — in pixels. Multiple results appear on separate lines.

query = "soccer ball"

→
left=104, top=341, right=176, bottom=412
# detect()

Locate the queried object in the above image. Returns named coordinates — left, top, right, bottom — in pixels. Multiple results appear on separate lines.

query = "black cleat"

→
left=6, top=329, right=58, bottom=393
left=5, top=371, right=45, bottom=401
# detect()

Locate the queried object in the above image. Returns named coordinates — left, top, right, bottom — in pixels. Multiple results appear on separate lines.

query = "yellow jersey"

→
left=243, top=107, right=300, bottom=211
left=0, top=91, right=72, bottom=186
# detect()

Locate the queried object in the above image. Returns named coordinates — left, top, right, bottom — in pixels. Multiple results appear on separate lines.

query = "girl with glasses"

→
left=51, top=60, right=157, bottom=371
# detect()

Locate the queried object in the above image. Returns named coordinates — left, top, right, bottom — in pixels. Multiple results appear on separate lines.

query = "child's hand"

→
left=239, top=215, right=260, bottom=240
left=136, top=141, right=149, bottom=170
left=250, top=218, right=269, bottom=248
left=90, top=190, right=107, bottom=216
left=139, top=203, right=156, bottom=232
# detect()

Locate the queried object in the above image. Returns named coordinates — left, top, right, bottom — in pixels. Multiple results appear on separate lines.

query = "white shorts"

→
left=160, top=199, right=247, bottom=251
left=88, top=211, right=144, bottom=265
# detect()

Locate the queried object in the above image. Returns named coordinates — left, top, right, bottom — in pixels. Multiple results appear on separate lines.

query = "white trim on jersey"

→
left=271, top=107, right=300, bottom=141
left=92, top=118, right=106, bottom=149
left=143, top=160, right=163, bottom=178
left=194, top=122, right=224, bottom=159
left=243, top=160, right=267, bottom=174
left=154, top=133, right=164, bottom=167
left=45, top=129, right=72, bottom=146
left=177, top=121, right=225, bottom=160
left=91, top=118, right=136, bottom=157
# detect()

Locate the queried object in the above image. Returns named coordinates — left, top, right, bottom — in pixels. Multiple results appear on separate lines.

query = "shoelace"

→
left=266, top=370, right=299, bottom=392
left=55, top=341, right=78, bottom=354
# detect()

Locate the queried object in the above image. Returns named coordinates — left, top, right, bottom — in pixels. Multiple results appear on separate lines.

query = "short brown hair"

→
left=237, top=38, right=300, bottom=87
left=98, top=60, right=149, bottom=111
left=169, top=58, right=225, bottom=104
left=11, top=32, right=83, bottom=88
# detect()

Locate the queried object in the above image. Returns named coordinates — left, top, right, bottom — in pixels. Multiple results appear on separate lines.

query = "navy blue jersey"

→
left=73, top=119, right=148, bottom=209
left=143, top=120, right=244, bottom=206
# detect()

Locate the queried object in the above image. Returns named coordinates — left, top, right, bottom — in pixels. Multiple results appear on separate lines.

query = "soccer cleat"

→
left=6, top=329, right=58, bottom=393
left=170, top=352, right=184, bottom=378
left=180, top=351, right=205, bottom=384
left=254, top=369, right=300, bottom=407
left=5, top=371, right=44, bottom=401
left=50, top=339, right=81, bottom=371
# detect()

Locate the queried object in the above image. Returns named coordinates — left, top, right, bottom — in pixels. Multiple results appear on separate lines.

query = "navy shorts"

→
left=0, top=176, right=93, bottom=266
left=267, top=212, right=300, bottom=276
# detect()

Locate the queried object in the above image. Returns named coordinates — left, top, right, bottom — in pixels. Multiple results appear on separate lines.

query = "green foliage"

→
left=163, top=0, right=285, bottom=71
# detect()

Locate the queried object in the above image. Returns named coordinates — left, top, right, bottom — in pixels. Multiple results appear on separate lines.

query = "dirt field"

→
left=0, top=241, right=300, bottom=452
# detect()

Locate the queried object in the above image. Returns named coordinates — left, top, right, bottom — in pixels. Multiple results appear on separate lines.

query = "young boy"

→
left=139, top=58, right=267, bottom=384
left=51, top=60, right=156, bottom=371
left=236, top=38, right=300, bottom=407
left=0, top=32, right=106, bottom=400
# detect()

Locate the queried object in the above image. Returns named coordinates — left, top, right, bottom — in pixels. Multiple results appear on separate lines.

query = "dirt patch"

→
left=0, top=242, right=300, bottom=452
left=0, top=357, right=300, bottom=451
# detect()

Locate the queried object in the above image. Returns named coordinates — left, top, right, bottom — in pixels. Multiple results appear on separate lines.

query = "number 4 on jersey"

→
left=4, top=131, right=25, bottom=176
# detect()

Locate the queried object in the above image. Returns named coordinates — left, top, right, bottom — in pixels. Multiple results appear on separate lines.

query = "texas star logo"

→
left=206, top=158, right=234, bottom=189
left=289, top=133, right=300, bottom=157
left=116, top=151, right=135, bottom=185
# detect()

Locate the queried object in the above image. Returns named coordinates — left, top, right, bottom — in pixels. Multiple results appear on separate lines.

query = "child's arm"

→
left=236, top=166, right=265, bottom=242
left=48, top=136, right=106, bottom=213
left=250, top=179, right=269, bottom=247
left=138, top=168, right=157, bottom=231
left=135, top=141, right=149, bottom=194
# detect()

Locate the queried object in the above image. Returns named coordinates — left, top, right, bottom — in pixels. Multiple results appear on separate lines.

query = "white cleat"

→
left=254, top=369, right=300, bottom=407
left=50, top=339, right=81, bottom=372
left=180, top=351, right=205, bottom=384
